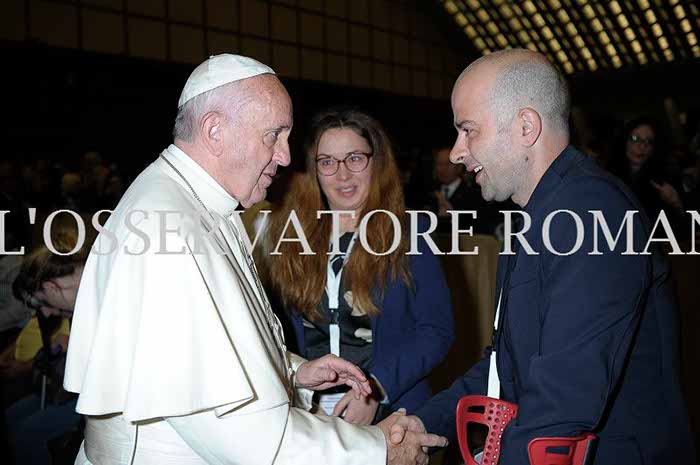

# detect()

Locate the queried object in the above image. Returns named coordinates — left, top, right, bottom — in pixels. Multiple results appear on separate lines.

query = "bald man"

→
left=392, top=50, right=696, bottom=464
left=65, top=55, right=446, bottom=465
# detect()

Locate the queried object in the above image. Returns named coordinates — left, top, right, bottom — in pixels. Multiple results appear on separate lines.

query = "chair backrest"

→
left=430, top=233, right=500, bottom=393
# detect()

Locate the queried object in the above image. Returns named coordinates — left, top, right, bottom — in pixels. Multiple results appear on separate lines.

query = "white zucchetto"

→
left=178, top=54, right=275, bottom=108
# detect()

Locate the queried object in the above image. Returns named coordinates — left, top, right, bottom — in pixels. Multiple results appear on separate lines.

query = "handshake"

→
left=376, top=409, right=448, bottom=465
left=295, top=354, right=448, bottom=464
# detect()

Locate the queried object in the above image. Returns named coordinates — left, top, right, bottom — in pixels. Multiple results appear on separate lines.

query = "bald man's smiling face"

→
left=449, top=67, right=526, bottom=203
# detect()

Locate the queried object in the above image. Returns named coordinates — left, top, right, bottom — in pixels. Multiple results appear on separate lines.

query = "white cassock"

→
left=64, top=144, right=386, bottom=464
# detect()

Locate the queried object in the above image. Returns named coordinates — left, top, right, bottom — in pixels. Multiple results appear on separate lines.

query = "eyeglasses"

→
left=629, top=134, right=655, bottom=146
left=316, top=152, right=373, bottom=176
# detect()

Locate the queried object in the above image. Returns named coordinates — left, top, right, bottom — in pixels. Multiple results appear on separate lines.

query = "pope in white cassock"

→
left=63, top=54, right=447, bottom=465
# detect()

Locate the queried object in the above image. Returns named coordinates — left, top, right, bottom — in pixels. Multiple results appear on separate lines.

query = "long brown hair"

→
left=13, top=227, right=88, bottom=301
left=261, top=109, right=412, bottom=321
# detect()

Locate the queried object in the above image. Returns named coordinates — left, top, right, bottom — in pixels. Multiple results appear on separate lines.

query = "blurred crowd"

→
left=0, top=151, right=126, bottom=218
left=2, top=112, right=700, bottom=251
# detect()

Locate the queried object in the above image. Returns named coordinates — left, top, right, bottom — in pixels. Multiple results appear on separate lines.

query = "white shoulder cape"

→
left=65, top=152, right=292, bottom=422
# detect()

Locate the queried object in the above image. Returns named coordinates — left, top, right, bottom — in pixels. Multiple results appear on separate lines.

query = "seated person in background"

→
left=433, top=145, right=471, bottom=216
left=425, top=146, right=508, bottom=236
left=608, top=116, right=688, bottom=239
left=4, top=228, right=85, bottom=465
left=0, top=306, right=70, bottom=404
left=260, top=108, right=455, bottom=425
left=683, top=157, right=700, bottom=203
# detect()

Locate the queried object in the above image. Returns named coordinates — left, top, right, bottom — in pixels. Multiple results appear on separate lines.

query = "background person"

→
left=4, top=227, right=85, bottom=465
left=609, top=116, right=687, bottom=238
left=261, top=108, right=454, bottom=425
left=424, top=145, right=508, bottom=236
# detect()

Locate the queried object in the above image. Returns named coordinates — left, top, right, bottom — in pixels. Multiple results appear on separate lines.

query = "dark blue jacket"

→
left=415, top=146, right=696, bottom=465
left=289, top=223, right=455, bottom=413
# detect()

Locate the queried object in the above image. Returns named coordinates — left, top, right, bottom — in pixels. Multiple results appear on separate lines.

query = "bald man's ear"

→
left=201, top=112, right=226, bottom=157
left=518, top=108, right=542, bottom=147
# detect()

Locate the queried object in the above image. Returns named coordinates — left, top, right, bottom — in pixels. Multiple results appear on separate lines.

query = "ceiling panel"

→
left=439, top=0, right=700, bottom=74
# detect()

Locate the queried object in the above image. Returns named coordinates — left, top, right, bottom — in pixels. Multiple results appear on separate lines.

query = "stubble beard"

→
left=479, top=137, right=515, bottom=203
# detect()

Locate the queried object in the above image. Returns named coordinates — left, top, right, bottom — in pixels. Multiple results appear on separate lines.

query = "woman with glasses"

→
left=260, top=108, right=454, bottom=425
left=3, top=228, right=86, bottom=465
left=609, top=116, right=687, bottom=237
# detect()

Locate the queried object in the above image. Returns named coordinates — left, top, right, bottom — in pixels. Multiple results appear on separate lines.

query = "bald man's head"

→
left=449, top=49, right=572, bottom=206
left=456, top=49, right=570, bottom=134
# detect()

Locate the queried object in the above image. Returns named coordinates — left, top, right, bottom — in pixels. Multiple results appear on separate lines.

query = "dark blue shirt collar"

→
left=523, top=145, right=583, bottom=215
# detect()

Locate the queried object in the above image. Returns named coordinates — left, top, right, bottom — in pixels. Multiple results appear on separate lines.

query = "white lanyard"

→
left=325, top=232, right=358, bottom=356
left=487, top=290, right=503, bottom=399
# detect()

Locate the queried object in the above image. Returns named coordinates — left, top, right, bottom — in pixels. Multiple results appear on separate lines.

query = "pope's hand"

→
left=377, top=409, right=448, bottom=465
left=295, top=354, right=372, bottom=398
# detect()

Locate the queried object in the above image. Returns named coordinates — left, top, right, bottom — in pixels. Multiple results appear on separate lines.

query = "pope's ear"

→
left=518, top=108, right=542, bottom=147
left=201, top=112, right=225, bottom=157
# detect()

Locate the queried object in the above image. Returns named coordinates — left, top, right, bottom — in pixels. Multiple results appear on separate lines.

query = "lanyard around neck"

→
left=487, top=290, right=503, bottom=399
left=326, top=232, right=358, bottom=310
left=325, top=231, right=358, bottom=356
left=487, top=249, right=518, bottom=399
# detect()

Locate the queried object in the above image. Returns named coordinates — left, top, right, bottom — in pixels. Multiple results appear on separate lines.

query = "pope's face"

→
left=221, top=76, right=293, bottom=208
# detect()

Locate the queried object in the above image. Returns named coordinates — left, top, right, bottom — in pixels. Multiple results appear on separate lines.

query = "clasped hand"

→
left=377, top=409, right=448, bottom=465
left=295, top=355, right=448, bottom=464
